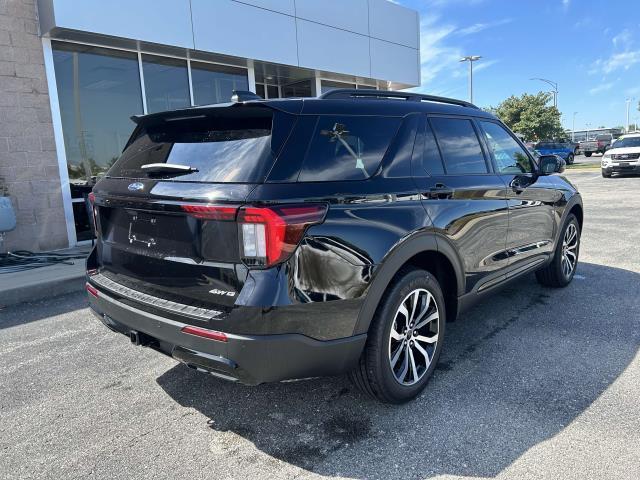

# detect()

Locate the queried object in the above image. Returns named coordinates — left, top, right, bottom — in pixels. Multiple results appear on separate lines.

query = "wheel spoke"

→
left=565, top=249, right=576, bottom=261
left=413, top=340, right=431, bottom=370
left=408, top=290, right=420, bottom=325
left=415, top=310, right=439, bottom=330
left=397, top=303, right=409, bottom=323
left=408, top=347, right=419, bottom=384
left=398, top=347, right=409, bottom=382
left=390, top=342, right=404, bottom=368
left=390, top=325, right=404, bottom=341
left=415, top=333, right=438, bottom=344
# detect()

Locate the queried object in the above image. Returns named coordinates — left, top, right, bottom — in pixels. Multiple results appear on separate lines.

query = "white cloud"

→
left=456, top=18, right=512, bottom=36
left=589, top=82, right=615, bottom=95
left=597, top=51, right=640, bottom=74
left=562, top=0, right=570, bottom=10
left=612, top=29, right=632, bottom=50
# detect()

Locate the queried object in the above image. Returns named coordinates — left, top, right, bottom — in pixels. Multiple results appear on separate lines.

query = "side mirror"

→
left=539, top=155, right=565, bottom=175
left=604, top=144, right=612, bottom=151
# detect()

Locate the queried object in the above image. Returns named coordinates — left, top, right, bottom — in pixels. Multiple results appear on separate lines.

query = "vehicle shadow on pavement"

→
left=0, top=291, right=87, bottom=331
left=157, top=262, right=640, bottom=479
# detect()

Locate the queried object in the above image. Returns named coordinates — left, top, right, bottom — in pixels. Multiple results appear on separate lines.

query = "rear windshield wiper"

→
left=141, top=163, right=199, bottom=176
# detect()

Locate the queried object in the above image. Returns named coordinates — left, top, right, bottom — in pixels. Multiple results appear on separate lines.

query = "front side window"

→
left=298, top=116, right=401, bottom=181
left=430, top=117, right=488, bottom=174
left=480, top=121, right=534, bottom=174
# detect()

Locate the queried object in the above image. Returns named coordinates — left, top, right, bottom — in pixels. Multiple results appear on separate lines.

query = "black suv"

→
left=87, top=89, right=582, bottom=403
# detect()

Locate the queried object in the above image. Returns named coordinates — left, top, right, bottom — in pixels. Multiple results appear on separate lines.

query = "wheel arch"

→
left=353, top=233, right=465, bottom=336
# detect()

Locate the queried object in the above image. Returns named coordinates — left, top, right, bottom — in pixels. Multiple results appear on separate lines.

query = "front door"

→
left=476, top=120, right=559, bottom=271
left=412, top=115, right=510, bottom=294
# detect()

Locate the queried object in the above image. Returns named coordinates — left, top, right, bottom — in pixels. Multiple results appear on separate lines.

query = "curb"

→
left=0, top=269, right=85, bottom=309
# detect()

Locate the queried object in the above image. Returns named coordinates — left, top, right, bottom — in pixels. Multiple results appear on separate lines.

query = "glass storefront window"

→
left=142, top=54, right=190, bottom=113
left=52, top=42, right=143, bottom=192
left=191, top=62, right=248, bottom=105
left=282, top=80, right=312, bottom=98
left=321, top=80, right=356, bottom=94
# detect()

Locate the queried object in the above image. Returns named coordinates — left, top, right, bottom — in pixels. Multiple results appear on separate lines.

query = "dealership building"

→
left=0, top=0, right=420, bottom=252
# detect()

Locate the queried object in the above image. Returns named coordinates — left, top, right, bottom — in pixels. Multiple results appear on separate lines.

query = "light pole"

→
left=625, top=98, right=633, bottom=133
left=460, top=55, right=481, bottom=104
left=530, top=77, right=558, bottom=108
left=572, top=112, right=578, bottom=142
left=585, top=122, right=591, bottom=140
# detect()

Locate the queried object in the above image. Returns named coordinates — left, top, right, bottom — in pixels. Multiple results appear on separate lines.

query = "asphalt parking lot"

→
left=1, top=170, right=639, bottom=480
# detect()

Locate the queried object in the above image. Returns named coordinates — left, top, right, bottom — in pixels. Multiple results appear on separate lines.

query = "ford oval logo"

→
left=128, top=182, right=144, bottom=192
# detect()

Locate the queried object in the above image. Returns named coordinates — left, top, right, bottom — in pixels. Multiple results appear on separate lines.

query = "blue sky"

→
left=396, top=0, right=640, bottom=130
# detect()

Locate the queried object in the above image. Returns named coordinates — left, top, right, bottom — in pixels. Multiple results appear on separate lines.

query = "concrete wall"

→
left=0, top=0, right=68, bottom=252
left=37, top=0, right=420, bottom=86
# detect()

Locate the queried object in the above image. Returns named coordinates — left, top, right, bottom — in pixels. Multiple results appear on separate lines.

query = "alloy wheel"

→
left=388, top=288, right=439, bottom=386
left=561, top=223, right=578, bottom=278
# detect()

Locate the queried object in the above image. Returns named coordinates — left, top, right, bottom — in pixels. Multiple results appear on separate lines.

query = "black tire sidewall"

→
left=367, top=269, right=446, bottom=403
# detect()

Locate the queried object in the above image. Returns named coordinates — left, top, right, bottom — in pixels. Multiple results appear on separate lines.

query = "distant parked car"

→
left=535, top=141, right=575, bottom=164
left=601, top=133, right=640, bottom=177
left=580, top=134, right=614, bottom=157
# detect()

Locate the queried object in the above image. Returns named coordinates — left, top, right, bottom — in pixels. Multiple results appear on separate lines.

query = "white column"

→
left=41, top=37, right=77, bottom=248
left=247, top=59, right=256, bottom=93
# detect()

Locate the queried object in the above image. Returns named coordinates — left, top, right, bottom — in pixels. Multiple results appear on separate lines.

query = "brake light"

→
left=238, top=204, right=327, bottom=267
left=86, top=283, right=99, bottom=298
left=181, top=325, right=228, bottom=342
left=180, top=204, right=238, bottom=221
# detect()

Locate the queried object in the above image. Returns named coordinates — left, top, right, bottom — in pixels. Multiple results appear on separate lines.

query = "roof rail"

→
left=318, top=89, right=479, bottom=109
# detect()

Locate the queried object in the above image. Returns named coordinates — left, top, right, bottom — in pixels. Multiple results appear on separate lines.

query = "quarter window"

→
left=480, top=121, right=534, bottom=174
left=430, top=118, right=488, bottom=174
left=298, top=116, right=401, bottom=181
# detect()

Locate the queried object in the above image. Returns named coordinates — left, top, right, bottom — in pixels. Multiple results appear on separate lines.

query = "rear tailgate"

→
left=89, top=103, right=296, bottom=322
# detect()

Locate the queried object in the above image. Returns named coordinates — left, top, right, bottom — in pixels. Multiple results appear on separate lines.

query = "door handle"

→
left=426, top=183, right=454, bottom=199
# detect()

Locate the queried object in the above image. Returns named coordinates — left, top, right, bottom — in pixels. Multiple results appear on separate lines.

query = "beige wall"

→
left=0, top=0, right=68, bottom=251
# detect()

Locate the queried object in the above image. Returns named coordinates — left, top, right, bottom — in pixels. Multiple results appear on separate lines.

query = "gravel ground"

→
left=1, top=170, right=639, bottom=480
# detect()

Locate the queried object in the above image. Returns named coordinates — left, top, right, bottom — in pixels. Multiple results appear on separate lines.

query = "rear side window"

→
left=109, top=107, right=290, bottom=183
left=416, top=120, right=445, bottom=175
left=430, top=117, right=488, bottom=174
left=298, top=116, right=401, bottom=181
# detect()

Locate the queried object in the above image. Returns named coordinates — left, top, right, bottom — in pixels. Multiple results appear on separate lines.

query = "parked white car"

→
left=601, top=133, right=640, bottom=177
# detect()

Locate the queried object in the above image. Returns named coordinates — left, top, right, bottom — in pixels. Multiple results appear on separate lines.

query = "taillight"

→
left=238, top=204, right=327, bottom=267
left=180, top=204, right=238, bottom=221
left=86, top=282, right=99, bottom=298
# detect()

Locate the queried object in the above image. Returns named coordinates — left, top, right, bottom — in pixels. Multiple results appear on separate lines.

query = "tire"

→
left=567, top=153, right=574, bottom=165
left=602, top=170, right=611, bottom=178
left=535, top=214, right=580, bottom=288
left=349, top=267, right=446, bottom=404
left=585, top=152, right=592, bottom=157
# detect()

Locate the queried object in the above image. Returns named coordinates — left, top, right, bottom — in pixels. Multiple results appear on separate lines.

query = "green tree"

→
left=491, top=92, right=565, bottom=141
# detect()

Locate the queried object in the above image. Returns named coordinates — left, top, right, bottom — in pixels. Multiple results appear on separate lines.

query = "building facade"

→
left=0, top=0, right=420, bottom=251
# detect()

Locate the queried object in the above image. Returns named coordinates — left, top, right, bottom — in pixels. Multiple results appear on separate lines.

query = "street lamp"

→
left=460, top=55, right=482, bottom=104
left=531, top=77, right=558, bottom=108
left=625, top=98, right=634, bottom=133
left=571, top=112, right=578, bottom=142
left=585, top=122, right=592, bottom=140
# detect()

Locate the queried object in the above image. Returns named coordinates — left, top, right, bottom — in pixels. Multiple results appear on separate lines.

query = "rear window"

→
left=108, top=107, right=289, bottom=183
left=297, top=116, right=401, bottom=181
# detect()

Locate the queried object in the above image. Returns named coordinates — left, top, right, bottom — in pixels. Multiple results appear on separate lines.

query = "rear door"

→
left=412, top=115, right=510, bottom=294
left=476, top=119, right=559, bottom=271
left=91, top=105, right=295, bottom=318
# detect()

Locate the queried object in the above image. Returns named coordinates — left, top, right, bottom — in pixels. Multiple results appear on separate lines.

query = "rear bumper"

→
left=89, top=287, right=366, bottom=385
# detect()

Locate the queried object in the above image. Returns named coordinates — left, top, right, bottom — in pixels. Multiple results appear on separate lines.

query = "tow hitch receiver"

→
left=129, top=330, right=154, bottom=347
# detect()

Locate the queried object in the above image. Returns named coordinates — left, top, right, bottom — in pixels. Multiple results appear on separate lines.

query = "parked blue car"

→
left=535, top=142, right=575, bottom=164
